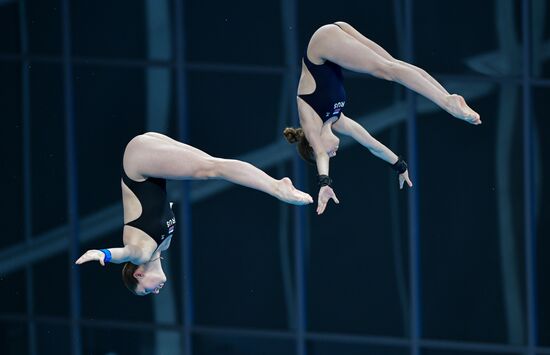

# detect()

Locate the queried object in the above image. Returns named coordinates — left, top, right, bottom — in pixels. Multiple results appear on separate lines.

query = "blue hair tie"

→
left=99, top=249, right=112, bottom=263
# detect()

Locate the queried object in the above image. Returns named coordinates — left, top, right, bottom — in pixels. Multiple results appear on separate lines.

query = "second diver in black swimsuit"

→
left=285, top=21, right=481, bottom=215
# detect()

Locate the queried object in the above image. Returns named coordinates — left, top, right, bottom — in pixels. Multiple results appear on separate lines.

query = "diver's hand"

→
left=75, top=250, right=106, bottom=266
left=317, top=185, right=340, bottom=215
left=399, top=170, right=413, bottom=190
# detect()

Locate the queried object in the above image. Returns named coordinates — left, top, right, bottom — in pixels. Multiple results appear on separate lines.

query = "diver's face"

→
left=320, top=124, right=340, bottom=157
left=134, top=270, right=167, bottom=296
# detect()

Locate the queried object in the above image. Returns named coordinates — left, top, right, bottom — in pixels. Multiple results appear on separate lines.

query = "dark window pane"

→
left=308, top=129, right=409, bottom=336
left=82, top=326, right=176, bottom=354
left=193, top=170, right=289, bottom=329
left=0, top=2, right=20, bottom=53
left=33, top=252, right=69, bottom=316
left=0, top=270, right=26, bottom=314
left=419, top=83, right=525, bottom=343
left=74, top=65, right=152, bottom=218
left=531, top=0, right=550, bottom=78
left=0, top=62, right=23, bottom=249
left=0, top=321, right=28, bottom=355
left=415, top=0, right=522, bottom=76
left=535, top=87, right=550, bottom=346
left=422, top=349, right=521, bottom=355
left=344, top=75, right=403, bottom=120
left=187, top=72, right=282, bottom=158
left=27, top=0, right=62, bottom=55
left=186, top=0, right=283, bottom=65
left=30, top=62, right=67, bottom=236
left=71, top=1, right=151, bottom=59
left=194, top=334, right=295, bottom=355
left=308, top=341, right=408, bottom=355
left=36, top=323, right=70, bottom=355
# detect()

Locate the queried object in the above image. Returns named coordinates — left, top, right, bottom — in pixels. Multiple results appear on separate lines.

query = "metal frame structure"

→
left=522, top=2, right=538, bottom=355
left=58, top=0, right=82, bottom=353
left=17, top=1, right=36, bottom=354
left=1, top=0, right=546, bottom=354
left=402, top=2, right=421, bottom=355
left=173, top=0, right=194, bottom=354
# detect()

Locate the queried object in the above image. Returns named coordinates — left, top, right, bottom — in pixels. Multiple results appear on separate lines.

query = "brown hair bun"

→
left=283, top=127, right=315, bottom=164
left=283, top=127, right=304, bottom=144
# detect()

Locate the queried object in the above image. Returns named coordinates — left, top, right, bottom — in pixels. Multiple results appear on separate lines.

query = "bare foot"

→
left=445, top=94, right=481, bottom=125
left=275, top=178, right=313, bottom=205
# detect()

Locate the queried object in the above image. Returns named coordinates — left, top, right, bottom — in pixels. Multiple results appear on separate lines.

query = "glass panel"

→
left=422, top=349, right=521, bottom=355
left=418, top=82, right=525, bottom=343
left=186, top=0, right=283, bottom=65
left=531, top=0, right=549, bottom=78
left=36, top=323, right=70, bottom=354
left=415, top=0, right=522, bottom=76
left=30, top=62, right=67, bottom=236
left=0, top=62, right=23, bottom=249
left=0, top=1, right=20, bottom=53
left=298, top=1, right=399, bottom=59
left=0, top=321, right=28, bottom=355
left=343, top=75, right=404, bottom=120
left=33, top=252, right=69, bottom=316
left=82, top=326, right=179, bottom=355
left=73, top=65, right=155, bottom=217
left=0, top=270, right=26, bottom=314
left=308, top=341, right=408, bottom=355
left=187, top=72, right=282, bottom=157
left=308, top=126, right=409, bottom=336
left=534, top=87, right=550, bottom=345
left=193, top=167, right=289, bottom=329
left=27, top=0, right=62, bottom=55
left=194, top=334, right=295, bottom=355
left=71, top=0, right=158, bottom=59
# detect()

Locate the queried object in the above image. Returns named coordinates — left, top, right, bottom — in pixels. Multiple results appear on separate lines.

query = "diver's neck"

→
left=142, top=252, right=163, bottom=272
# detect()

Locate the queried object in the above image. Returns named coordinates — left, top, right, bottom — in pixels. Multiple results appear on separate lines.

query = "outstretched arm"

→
left=333, top=114, right=399, bottom=164
left=75, top=245, right=144, bottom=266
left=333, top=114, right=413, bottom=189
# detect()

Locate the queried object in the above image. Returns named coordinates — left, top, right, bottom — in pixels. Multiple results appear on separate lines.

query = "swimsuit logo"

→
left=327, top=101, right=345, bottom=117
left=166, top=217, right=176, bottom=228
left=333, top=101, right=345, bottom=109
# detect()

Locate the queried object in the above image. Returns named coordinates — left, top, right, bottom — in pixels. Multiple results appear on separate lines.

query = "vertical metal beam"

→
left=403, top=1, right=421, bottom=355
left=275, top=74, right=295, bottom=329
left=281, top=0, right=307, bottom=354
left=494, top=2, right=524, bottom=343
left=18, top=1, right=37, bottom=354
left=61, top=0, right=81, bottom=354
left=292, top=110, right=308, bottom=355
left=521, top=0, right=537, bottom=354
left=145, top=0, right=172, bottom=133
left=173, top=1, right=193, bottom=354
left=144, top=2, right=180, bottom=353
left=391, top=0, right=410, bottom=338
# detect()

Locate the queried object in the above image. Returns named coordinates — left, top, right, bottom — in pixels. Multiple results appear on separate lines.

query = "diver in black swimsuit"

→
left=75, top=132, right=313, bottom=296
left=285, top=22, right=481, bottom=215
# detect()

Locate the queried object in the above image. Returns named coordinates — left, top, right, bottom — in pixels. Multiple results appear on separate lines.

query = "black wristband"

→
left=318, top=174, right=332, bottom=187
left=391, top=156, right=408, bottom=174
